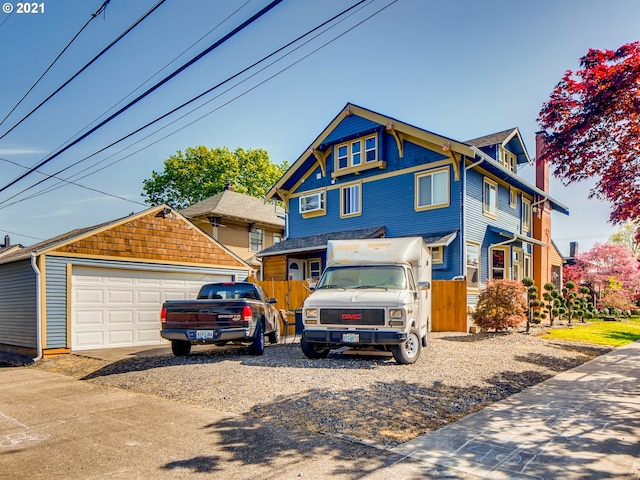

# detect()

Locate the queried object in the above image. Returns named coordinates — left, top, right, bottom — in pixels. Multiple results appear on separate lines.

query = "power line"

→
left=0, top=0, right=371, bottom=208
left=0, top=0, right=111, bottom=127
left=0, top=0, right=284, bottom=195
left=0, top=157, right=147, bottom=207
left=0, top=0, right=167, bottom=140
left=0, top=0, right=392, bottom=210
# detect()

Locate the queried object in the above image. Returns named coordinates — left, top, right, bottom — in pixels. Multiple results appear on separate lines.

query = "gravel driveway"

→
left=30, top=331, right=610, bottom=448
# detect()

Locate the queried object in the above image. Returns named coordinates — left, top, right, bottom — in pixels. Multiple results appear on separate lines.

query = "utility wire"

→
left=0, top=0, right=111, bottom=127
left=0, top=156, right=147, bottom=207
left=0, top=0, right=391, bottom=210
left=0, top=0, right=370, bottom=207
left=0, top=0, right=284, bottom=195
left=46, top=0, right=252, bottom=166
left=0, top=0, right=167, bottom=140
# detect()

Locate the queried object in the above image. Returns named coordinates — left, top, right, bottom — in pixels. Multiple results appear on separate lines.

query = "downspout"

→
left=30, top=253, right=42, bottom=363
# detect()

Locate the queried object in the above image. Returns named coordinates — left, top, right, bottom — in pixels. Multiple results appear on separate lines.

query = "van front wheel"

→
left=392, top=328, right=421, bottom=364
left=300, top=337, right=330, bottom=359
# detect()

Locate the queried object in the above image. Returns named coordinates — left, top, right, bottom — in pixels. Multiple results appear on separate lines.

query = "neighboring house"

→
left=0, top=205, right=252, bottom=357
left=259, top=103, right=568, bottom=303
left=0, top=235, right=22, bottom=257
left=180, top=182, right=285, bottom=269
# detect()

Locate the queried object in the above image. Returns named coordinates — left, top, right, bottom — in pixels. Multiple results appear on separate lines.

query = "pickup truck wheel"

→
left=392, top=327, right=421, bottom=365
left=171, top=340, right=191, bottom=357
left=300, top=337, right=330, bottom=359
left=267, top=317, right=279, bottom=344
left=248, top=321, right=265, bottom=355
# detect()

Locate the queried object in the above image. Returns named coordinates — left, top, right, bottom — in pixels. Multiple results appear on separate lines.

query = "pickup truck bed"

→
left=161, top=282, right=280, bottom=356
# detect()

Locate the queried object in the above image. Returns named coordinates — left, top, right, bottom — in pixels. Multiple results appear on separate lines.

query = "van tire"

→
left=392, top=328, right=421, bottom=364
left=300, top=337, right=330, bottom=359
left=171, top=340, right=191, bottom=357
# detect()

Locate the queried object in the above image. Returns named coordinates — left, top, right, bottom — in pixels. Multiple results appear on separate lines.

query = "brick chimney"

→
left=533, top=131, right=551, bottom=289
left=1, top=235, right=8, bottom=247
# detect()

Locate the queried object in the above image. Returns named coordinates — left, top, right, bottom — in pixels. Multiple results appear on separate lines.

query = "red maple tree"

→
left=538, top=42, right=640, bottom=236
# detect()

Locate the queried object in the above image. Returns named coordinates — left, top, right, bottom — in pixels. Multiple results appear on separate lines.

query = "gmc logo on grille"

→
left=341, top=313, right=362, bottom=320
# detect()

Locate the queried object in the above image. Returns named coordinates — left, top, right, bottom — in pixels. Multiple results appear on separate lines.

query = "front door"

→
left=288, top=260, right=304, bottom=280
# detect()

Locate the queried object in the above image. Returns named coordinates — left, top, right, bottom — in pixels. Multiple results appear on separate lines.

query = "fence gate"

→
left=431, top=280, right=468, bottom=332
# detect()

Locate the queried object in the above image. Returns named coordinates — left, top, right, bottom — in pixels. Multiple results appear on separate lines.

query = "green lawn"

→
left=540, top=317, right=640, bottom=347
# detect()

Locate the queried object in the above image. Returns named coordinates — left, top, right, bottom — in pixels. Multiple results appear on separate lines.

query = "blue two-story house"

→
left=258, top=103, right=568, bottom=302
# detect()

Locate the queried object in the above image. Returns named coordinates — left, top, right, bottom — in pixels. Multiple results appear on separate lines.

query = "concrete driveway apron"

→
left=393, top=340, right=640, bottom=479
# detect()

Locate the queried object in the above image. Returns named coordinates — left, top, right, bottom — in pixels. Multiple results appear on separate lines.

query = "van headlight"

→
left=389, top=309, right=403, bottom=319
left=305, top=308, right=317, bottom=319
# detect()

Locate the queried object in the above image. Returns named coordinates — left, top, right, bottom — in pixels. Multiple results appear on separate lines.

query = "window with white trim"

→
left=522, top=198, right=532, bottom=232
left=308, top=259, right=322, bottom=279
left=340, top=183, right=361, bottom=217
left=524, top=253, right=532, bottom=278
left=299, top=191, right=325, bottom=214
left=249, top=228, right=263, bottom=252
left=509, top=188, right=517, bottom=208
left=432, top=246, right=443, bottom=265
left=501, top=148, right=517, bottom=172
left=466, top=242, right=480, bottom=289
left=483, top=178, right=498, bottom=217
left=490, top=247, right=509, bottom=280
left=335, top=135, right=378, bottom=171
left=415, top=167, right=449, bottom=210
left=512, top=248, right=523, bottom=281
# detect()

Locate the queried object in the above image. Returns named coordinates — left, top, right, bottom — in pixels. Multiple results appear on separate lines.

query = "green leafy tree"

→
left=609, top=221, right=640, bottom=255
left=142, top=146, right=288, bottom=208
left=472, top=279, right=526, bottom=332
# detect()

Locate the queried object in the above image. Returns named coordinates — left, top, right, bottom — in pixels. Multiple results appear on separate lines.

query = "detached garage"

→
left=0, top=205, right=251, bottom=357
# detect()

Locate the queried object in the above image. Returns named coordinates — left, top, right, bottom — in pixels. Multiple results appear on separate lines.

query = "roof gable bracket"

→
left=386, top=123, right=404, bottom=158
left=446, top=150, right=461, bottom=181
left=309, top=148, right=328, bottom=177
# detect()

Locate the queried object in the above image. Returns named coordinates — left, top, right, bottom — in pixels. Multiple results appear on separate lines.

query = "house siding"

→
left=0, top=259, right=37, bottom=348
left=289, top=134, right=463, bottom=280
left=465, top=168, right=532, bottom=285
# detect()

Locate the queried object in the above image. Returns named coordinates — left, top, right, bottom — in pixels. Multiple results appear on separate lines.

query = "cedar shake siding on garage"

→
left=54, top=211, right=246, bottom=268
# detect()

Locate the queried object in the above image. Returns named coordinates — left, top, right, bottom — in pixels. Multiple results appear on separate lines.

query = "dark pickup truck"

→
left=160, top=282, right=280, bottom=356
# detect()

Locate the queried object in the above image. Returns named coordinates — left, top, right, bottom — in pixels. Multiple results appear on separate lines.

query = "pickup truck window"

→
left=318, top=266, right=406, bottom=289
left=198, top=284, right=259, bottom=300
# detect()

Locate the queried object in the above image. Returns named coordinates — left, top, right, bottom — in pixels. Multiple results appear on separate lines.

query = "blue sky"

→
left=0, top=0, right=638, bottom=255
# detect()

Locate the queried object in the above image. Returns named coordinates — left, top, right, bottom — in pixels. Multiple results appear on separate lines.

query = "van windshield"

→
left=317, top=265, right=406, bottom=289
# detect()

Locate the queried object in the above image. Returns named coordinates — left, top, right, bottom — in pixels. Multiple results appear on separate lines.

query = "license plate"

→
left=342, top=333, right=359, bottom=343
left=196, top=330, right=214, bottom=340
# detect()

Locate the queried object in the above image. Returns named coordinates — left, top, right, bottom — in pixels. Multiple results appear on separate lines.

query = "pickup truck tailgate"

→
left=164, top=300, right=247, bottom=329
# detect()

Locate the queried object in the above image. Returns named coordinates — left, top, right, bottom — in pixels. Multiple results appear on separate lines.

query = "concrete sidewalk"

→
left=393, top=340, right=640, bottom=479
left=0, top=367, right=434, bottom=479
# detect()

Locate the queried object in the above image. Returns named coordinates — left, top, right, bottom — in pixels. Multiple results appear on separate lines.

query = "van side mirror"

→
left=268, top=298, right=278, bottom=304
left=418, top=281, right=431, bottom=291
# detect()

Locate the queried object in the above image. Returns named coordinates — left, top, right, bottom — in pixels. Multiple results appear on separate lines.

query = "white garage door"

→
left=71, top=266, right=231, bottom=351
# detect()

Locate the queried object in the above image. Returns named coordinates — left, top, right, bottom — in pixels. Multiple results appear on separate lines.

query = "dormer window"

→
left=332, top=134, right=384, bottom=178
left=500, top=148, right=517, bottom=173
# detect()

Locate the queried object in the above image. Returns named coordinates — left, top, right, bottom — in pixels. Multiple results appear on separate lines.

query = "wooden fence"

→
left=250, top=278, right=469, bottom=333
left=430, top=280, right=468, bottom=332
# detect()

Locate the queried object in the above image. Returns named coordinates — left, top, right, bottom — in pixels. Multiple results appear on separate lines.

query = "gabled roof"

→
left=266, top=103, right=475, bottom=202
left=466, top=127, right=531, bottom=165
left=257, top=226, right=386, bottom=257
left=180, top=189, right=284, bottom=228
left=0, top=204, right=251, bottom=268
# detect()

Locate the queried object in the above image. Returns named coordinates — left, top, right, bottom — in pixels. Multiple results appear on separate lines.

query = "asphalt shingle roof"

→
left=465, top=128, right=517, bottom=148
left=257, top=227, right=386, bottom=257
left=180, top=190, right=284, bottom=227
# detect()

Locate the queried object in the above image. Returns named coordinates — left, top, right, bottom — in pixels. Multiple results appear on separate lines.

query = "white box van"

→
left=301, top=237, right=431, bottom=364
